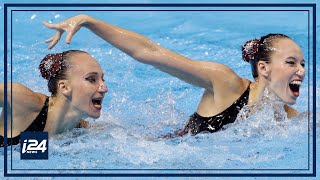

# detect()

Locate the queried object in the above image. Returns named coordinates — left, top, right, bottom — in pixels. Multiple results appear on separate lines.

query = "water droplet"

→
left=31, top=14, right=36, bottom=20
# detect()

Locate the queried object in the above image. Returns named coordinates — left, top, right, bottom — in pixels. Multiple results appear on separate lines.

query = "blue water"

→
left=1, top=2, right=319, bottom=179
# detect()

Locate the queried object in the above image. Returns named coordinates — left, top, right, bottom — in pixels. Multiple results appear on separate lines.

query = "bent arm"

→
left=0, top=82, right=43, bottom=110
left=0, top=83, right=43, bottom=136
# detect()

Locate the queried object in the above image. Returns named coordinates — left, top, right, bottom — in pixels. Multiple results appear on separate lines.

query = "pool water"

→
left=0, top=4, right=319, bottom=178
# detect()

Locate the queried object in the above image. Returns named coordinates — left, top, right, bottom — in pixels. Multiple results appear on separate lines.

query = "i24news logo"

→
left=20, top=132, right=48, bottom=160
left=22, top=139, right=47, bottom=153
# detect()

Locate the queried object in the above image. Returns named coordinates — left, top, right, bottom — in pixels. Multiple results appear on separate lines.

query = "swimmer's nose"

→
left=295, top=66, right=305, bottom=79
left=98, top=83, right=108, bottom=93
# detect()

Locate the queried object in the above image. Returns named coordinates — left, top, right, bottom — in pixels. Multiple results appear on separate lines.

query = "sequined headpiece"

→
left=242, top=39, right=260, bottom=62
left=39, top=53, right=64, bottom=80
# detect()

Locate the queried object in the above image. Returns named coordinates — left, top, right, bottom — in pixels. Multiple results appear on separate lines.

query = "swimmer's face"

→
left=67, top=53, right=108, bottom=118
left=264, top=38, right=305, bottom=105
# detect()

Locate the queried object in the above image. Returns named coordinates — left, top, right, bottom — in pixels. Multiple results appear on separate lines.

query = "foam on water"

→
left=2, top=96, right=309, bottom=171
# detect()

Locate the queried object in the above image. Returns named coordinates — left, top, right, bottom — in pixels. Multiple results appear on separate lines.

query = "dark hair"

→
left=39, top=50, right=88, bottom=96
left=242, top=33, right=291, bottom=78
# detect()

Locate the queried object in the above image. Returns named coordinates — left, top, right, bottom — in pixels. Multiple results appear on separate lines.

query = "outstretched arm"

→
left=43, top=15, right=243, bottom=92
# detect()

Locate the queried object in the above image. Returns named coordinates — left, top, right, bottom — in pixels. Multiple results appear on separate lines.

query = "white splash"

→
left=30, top=14, right=36, bottom=20
left=234, top=87, right=290, bottom=139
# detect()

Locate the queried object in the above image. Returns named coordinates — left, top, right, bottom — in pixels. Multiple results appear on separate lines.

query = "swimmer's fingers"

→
left=65, top=27, right=79, bottom=44
left=42, top=21, right=60, bottom=30
left=43, top=21, right=64, bottom=49
left=43, top=16, right=83, bottom=47
left=64, top=19, right=83, bottom=44
left=47, top=31, right=63, bottom=49
left=42, top=21, right=52, bottom=29
left=43, top=21, right=79, bottom=44
left=45, top=37, right=54, bottom=43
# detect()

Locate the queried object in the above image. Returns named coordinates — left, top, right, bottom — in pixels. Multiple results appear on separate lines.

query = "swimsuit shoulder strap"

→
left=24, top=96, right=49, bottom=132
left=0, top=96, right=49, bottom=147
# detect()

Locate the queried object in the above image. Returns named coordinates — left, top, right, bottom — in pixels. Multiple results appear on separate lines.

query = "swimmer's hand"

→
left=76, top=119, right=90, bottom=128
left=160, top=128, right=189, bottom=139
left=43, top=14, right=89, bottom=49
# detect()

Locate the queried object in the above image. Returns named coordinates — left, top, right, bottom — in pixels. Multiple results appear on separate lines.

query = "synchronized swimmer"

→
left=0, top=50, right=108, bottom=146
left=0, top=14, right=305, bottom=146
left=43, top=14, right=305, bottom=137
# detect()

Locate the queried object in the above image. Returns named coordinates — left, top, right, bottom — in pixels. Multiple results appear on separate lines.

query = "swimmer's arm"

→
left=0, top=83, right=44, bottom=111
left=0, top=83, right=6, bottom=135
left=43, top=15, right=242, bottom=92
left=284, top=104, right=299, bottom=118
left=0, top=83, right=45, bottom=136
left=284, top=105, right=310, bottom=119
left=0, top=83, right=4, bottom=107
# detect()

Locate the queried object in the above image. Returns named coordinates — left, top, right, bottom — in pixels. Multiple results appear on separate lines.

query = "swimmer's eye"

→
left=286, top=61, right=305, bottom=69
left=85, top=77, right=96, bottom=83
left=286, top=61, right=295, bottom=66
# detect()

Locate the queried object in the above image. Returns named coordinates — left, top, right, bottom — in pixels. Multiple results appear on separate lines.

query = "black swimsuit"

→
left=186, top=85, right=250, bottom=135
left=0, top=96, right=49, bottom=147
left=162, top=85, right=250, bottom=138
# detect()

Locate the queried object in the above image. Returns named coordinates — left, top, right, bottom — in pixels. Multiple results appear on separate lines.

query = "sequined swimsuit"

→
left=0, top=96, right=49, bottom=147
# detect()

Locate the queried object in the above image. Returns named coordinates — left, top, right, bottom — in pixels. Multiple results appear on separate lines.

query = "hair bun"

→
left=242, top=39, right=260, bottom=62
left=39, top=53, right=63, bottom=80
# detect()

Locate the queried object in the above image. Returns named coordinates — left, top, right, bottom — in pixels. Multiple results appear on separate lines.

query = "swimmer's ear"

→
left=58, top=80, right=72, bottom=96
left=257, top=61, right=270, bottom=78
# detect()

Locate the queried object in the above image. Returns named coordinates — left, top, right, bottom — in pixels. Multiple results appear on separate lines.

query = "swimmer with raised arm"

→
left=43, top=15, right=305, bottom=136
left=0, top=50, right=108, bottom=146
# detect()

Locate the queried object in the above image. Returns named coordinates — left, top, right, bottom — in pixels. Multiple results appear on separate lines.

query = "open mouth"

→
left=289, top=80, right=301, bottom=97
left=92, top=98, right=103, bottom=110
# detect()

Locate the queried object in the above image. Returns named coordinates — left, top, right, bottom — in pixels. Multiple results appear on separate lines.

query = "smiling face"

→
left=66, top=53, right=108, bottom=118
left=263, top=38, right=305, bottom=105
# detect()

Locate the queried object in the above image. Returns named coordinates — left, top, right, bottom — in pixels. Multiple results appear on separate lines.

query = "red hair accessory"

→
left=242, top=39, right=260, bottom=62
left=39, top=53, right=63, bottom=80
